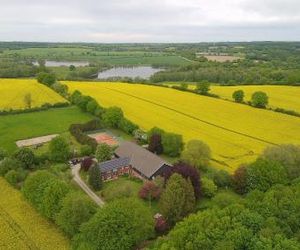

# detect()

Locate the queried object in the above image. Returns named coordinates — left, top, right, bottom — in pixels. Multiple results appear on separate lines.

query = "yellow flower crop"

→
left=0, top=178, right=70, bottom=249
left=65, top=81, right=300, bottom=171
left=210, top=85, right=300, bottom=113
left=0, top=78, right=66, bottom=110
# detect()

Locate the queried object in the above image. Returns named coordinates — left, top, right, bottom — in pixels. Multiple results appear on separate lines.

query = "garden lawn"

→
left=0, top=106, right=92, bottom=152
left=100, top=176, right=143, bottom=202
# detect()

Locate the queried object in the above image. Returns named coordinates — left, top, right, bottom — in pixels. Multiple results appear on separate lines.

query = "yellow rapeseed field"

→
left=65, top=81, right=300, bottom=171
left=0, top=178, right=70, bottom=249
left=0, top=78, right=66, bottom=110
left=210, top=85, right=300, bottom=113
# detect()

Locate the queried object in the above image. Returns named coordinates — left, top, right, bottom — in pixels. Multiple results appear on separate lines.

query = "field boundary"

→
left=104, top=87, right=279, bottom=146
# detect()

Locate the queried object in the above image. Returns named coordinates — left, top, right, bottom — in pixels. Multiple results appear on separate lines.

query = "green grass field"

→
left=2, top=47, right=190, bottom=66
left=0, top=178, right=70, bottom=249
left=0, top=106, right=92, bottom=152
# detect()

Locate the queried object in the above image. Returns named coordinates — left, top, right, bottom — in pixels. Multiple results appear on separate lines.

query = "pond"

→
left=33, top=60, right=89, bottom=67
left=97, top=66, right=162, bottom=80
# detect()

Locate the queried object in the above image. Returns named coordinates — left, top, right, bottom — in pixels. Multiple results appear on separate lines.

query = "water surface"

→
left=97, top=66, right=162, bottom=79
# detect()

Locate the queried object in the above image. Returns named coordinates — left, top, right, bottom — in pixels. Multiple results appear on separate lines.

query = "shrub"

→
left=232, top=90, right=245, bottom=103
left=40, top=179, right=71, bottom=220
left=232, top=165, right=248, bottom=195
left=49, top=136, right=70, bottom=162
left=201, top=177, right=217, bottom=198
left=251, top=91, right=268, bottom=108
left=246, top=158, right=288, bottom=192
left=119, top=117, right=138, bottom=134
left=262, top=144, right=300, bottom=180
left=37, top=72, right=56, bottom=86
left=196, top=81, right=211, bottom=95
left=0, top=157, right=22, bottom=176
left=213, top=170, right=231, bottom=188
left=95, top=143, right=113, bottom=162
left=102, top=106, right=124, bottom=128
left=0, top=148, right=7, bottom=161
left=148, top=134, right=163, bottom=155
left=181, top=140, right=211, bottom=170
left=13, top=147, right=35, bottom=169
left=80, top=145, right=93, bottom=156
left=161, top=132, right=183, bottom=157
left=81, top=157, right=95, bottom=172
left=22, top=170, right=55, bottom=210
left=4, top=168, right=28, bottom=188
left=139, top=181, right=161, bottom=201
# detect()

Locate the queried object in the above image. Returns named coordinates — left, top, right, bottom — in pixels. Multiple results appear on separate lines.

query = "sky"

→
left=0, top=0, right=299, bottom=43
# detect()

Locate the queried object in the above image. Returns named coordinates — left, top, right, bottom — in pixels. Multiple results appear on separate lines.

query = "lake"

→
left=97, top=66, right=162, bottom=79
left=33, top=60, right=89, bottom=67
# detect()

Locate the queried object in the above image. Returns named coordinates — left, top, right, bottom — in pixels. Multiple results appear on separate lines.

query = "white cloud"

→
left=0, top=0, right=299, bottom=42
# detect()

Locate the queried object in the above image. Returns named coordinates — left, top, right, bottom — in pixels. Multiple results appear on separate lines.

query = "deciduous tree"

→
left=181, top=140, right=211, bottom=170
left=55, top=192, right=97, bottom=236
left=73, top=198, right=154, bottom=250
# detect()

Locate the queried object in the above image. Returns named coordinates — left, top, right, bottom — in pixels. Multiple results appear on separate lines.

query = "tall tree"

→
left=251, top=91, right=269, bottom=108
left=55, top=192, right=97, bottom=236
left=181, top=140, right=211, bottom=170
left=95, top=143, right=113, bottom=162
left=88, top=165, right=102, bottom=191
left=232, top=90, right=245, bottom=103
left=159, top=173, right=195, bottom=225
left=164, top=161, right=201, bottom=199
left=102, top=106, right=124, bottom=128
left=148, top=134, right=163, bottom=154
left=73, top=198, right=154, bottom=250
left=49, top=136, right=70, bottom=162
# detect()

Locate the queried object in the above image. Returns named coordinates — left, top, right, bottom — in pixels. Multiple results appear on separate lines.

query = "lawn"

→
left=0, top=178, right=70, bottom=249
left=99, top=176, right=143, bottom=202
left=99, top=176, right=159, bottom=214
left=0, top=78, right=66, bottom=110
left=0, top=106, right=92, bottom=152
left=65, top=82, right=300, bottom=172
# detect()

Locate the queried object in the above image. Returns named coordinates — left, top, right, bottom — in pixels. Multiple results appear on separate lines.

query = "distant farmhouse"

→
left=99, top=141, right=171, bottom=181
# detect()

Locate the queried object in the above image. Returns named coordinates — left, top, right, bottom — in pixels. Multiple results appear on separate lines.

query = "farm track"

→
left=105, top=87, right=278, bottom=147
left=0, top=205, right=38, bottom=250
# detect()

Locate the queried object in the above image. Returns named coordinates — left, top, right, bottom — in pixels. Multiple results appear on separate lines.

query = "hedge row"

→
left=0, top=102, right=69, bottom=116
left=69, top=119, right=101, bottom=151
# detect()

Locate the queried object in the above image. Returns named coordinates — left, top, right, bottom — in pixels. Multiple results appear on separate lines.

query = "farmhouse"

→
left=99, top=157, right=132, bottom=181
left=98, top=141, right=170, bottom=181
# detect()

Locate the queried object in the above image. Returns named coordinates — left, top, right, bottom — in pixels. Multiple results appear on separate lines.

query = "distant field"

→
left=2, top=47, right=190, bottom=66
left=0, top=106, right=92, bottom=152
left=0, top=78, right=66, bottom=110
left=204, top=55, right=241, bottom=62
left=210, top=85, right=300, bottom=113
left=66, top=82, right=300, bottom=171
left=0, top=178, right=69, bottom=249
left=166, top=83, right=300, bottom=113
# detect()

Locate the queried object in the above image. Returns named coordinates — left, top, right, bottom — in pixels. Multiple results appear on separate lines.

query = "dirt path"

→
left=71, top=164, right=105, bottom=207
